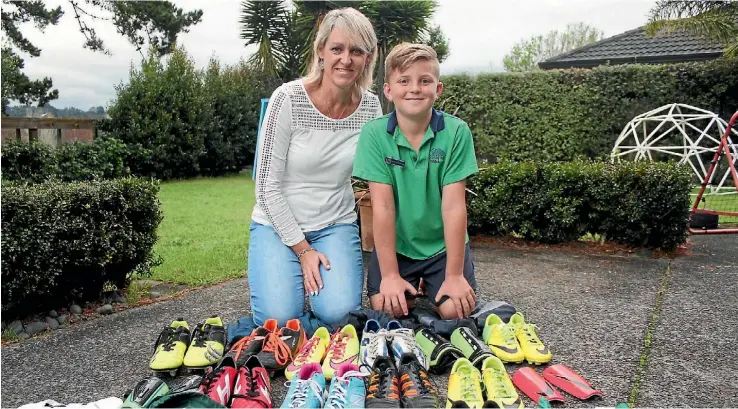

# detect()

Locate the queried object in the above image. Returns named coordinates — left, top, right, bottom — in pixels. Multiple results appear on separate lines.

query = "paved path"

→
left=2, top=235, right=735, bottom=408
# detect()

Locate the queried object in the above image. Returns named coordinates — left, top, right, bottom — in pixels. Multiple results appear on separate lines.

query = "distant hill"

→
left=4, top=105, right=108, bottom=119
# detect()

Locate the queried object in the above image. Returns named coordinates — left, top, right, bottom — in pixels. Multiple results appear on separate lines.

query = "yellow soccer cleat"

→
left=482, top=314, right=525, bottom=364
left=182, top=315, right=227, bottom=370
left=481, top=356, right=523, bottom=409
left=284, top=326, right=331, bottom=380
left=508, top=312, right=551, bottom=365
left=321, top=324, right=360, bottom=380
left=446, top=358, right=485, bottom=408
left=149, top=318, right=191, bottom=376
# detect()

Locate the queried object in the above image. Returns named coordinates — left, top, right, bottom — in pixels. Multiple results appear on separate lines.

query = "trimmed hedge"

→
left=1, top=178, right=163, bottom=319
left=466, top=160, right=693, bottom=250
left=1, top=138, right=129, bottom=183
left=438, top=58, right=738, bottom=162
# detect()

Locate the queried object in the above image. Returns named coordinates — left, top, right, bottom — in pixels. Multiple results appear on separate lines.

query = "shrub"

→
left=200, top=58, right=281, bottom=176
left=1, top=178, right=163, bottom=319
left=99, top=47, right=209, bottom=180
left=438, top=58, right=738, bottom=162
left=1, top=138, right=130, bottom=183
left=466, top=160, right=693, bottom=250
left=1, top=140, right=57, bottom=183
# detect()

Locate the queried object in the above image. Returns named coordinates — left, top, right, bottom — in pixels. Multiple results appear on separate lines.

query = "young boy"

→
left=352, top=43, right=479, bottom=320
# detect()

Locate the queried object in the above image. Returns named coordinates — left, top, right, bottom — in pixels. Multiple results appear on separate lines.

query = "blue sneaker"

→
left=324, top=363, right=366, bottom=409
left=386, top=320, right=402, bottom=331
left=281, top=363, right=326, bottom=408
left=361, top=319, right=390, bottom=371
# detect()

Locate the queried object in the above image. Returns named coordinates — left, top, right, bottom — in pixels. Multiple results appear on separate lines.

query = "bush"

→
left=200, top=58, right=282, bottom=176
left=1, top=140, right=57, bottom=183
left=99, top=48, right=282, bottom=180
left=1, top=138, right=130, bottom=183
left=1, top=178, right=163, bottom=319
left=466, top=160, right=693, bottom=250
left=438, top=58, right=738, bottom=162
left=99, top=47, right=209, bottom=180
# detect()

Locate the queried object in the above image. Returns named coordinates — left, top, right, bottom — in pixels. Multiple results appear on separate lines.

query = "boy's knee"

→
left=436, top=299, right=468, bottom=320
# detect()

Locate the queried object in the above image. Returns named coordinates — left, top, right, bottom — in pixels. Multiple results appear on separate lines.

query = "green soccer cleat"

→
left=149, top=318, right=191, bottom=376
left=183, top=315, right=226, bottom=371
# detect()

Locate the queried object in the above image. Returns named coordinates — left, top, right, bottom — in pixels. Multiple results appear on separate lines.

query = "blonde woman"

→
left=248, top=7, right=382, bottom=328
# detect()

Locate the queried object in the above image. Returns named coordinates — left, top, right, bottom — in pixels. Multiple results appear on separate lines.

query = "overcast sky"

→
left=13, top=0, right=657, bottom=110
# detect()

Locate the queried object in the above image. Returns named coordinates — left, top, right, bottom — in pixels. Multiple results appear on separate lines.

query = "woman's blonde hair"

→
left=303, top=7, right=378, bottom=90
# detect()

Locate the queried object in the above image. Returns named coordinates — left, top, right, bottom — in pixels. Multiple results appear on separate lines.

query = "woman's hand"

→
left=299, top=248, right=330, bottom=296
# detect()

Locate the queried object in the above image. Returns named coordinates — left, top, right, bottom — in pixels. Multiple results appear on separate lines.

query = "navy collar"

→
left=386, top=109, right=445, bottom=135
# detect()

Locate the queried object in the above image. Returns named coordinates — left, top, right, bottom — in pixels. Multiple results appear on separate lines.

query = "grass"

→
left=149, top=173, right=255, bottom=285
left=690, top=188, right=738, bottom=224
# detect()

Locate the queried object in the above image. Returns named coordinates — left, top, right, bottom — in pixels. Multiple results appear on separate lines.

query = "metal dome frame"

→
left=611, top=103, right=738, bottom=194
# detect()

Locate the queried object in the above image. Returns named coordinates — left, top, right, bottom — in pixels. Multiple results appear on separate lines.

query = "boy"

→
left=352, top=43, right=479, bottom=320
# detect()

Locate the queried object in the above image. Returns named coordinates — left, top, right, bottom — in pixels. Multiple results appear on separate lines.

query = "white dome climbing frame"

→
left=611, top=103, right=738, bottom=194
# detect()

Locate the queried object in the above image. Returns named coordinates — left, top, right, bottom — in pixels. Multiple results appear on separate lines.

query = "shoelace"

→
left=326, top=370, right=364, bottom=408
left=460, top=369, right=480, bottom=401
left=262, top=332, right=292, bottom=366
left=500, top=325, right=517, bottom=346
left=192, top=325, right=210, bottom=347
left=286, top=379, right=325, bottom=408
left=329, top=331, right=348, bottom=360
left=521, top=324, right=541, bottom=345
left=200, top=366, right=224, bottom=394
left=155, top=327, right=176, bottom=352
left=490, top=370, right=513, bottom=398
left=367, top=332, right=386, bottom=358
left=293, top=337, right=319, bottom=365
left=229, top=335, right=255, bottom=363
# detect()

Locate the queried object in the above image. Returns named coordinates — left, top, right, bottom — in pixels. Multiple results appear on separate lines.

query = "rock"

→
left=48, top=310, right=59, bottom=318
left=57, top=314, right=69, bottom=325
left=18, top=332, right=30, bottom=340
left=96, top=304, right=114, bottom=315
left=45, top=317, right=59, bottom=330
left=70, top=304, right=82, bottom=314
left=24, top=321, right=47, bottom=335
left=112, top=294, right=127, bottom=304
left=149, top=291, right=162, bottom=299
left=9, top=320, right=23, bottom=334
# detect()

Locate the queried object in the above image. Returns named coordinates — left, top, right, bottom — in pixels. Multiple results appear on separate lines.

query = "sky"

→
left=11, top=0, right=657, bottom=110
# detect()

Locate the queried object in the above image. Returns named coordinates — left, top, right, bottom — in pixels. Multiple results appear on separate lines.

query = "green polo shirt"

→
left=353, top=109, right=479, bottom=260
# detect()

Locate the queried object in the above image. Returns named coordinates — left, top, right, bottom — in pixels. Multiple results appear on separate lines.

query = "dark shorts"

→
left=367, top=243, right=477, bottom=307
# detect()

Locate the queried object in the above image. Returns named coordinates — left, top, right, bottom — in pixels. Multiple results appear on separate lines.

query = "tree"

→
left=503, top=22, right=604, bottom=72
left=1, top=0, right=203, bottom=113
left=645, top=0, right=738, bottom=57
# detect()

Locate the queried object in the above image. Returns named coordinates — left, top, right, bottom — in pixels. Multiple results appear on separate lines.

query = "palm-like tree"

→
left=239, top=0, right=288, bottom=76
left=645, top=1, right=738, bottom=57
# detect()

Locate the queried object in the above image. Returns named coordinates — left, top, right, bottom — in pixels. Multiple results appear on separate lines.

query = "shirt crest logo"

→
left=429, top=148, right=446, bottom=163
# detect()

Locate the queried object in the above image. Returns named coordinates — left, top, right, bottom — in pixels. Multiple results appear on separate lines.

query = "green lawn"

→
left=690, top=188, right=738, bottom=224
left=150, top=173, right=255, bottom=285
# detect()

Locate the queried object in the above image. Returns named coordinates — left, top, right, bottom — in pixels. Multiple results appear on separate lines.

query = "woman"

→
left=248, top=7, right=382, bottom=327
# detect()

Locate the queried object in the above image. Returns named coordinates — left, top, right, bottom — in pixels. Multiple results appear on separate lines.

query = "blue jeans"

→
left=247, top=220, right=364, bottom=327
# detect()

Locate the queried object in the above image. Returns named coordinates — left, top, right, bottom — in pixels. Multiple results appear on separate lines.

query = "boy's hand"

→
left=435, top=276, right=476, bottom=319
left=299, top=249, right=330, bottom=296
left=379, top=275, right=417, bottom=317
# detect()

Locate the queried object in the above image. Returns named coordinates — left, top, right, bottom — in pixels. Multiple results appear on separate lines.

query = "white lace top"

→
left=251, top=79, right=383, bottom=246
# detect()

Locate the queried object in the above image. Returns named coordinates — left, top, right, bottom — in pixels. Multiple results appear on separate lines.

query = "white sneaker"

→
left=360, top=319, right=389, bottom=371
left=386, top=320, right=429, bottom=370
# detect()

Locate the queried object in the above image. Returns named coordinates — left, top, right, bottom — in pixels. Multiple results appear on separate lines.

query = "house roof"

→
left=538, top=25, right=726, bottom=69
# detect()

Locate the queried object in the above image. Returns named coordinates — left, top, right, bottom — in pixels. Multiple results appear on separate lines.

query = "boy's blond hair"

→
left=303, top=7, right=378, bottom=90
left=384, top=43, right=440, bottom=83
